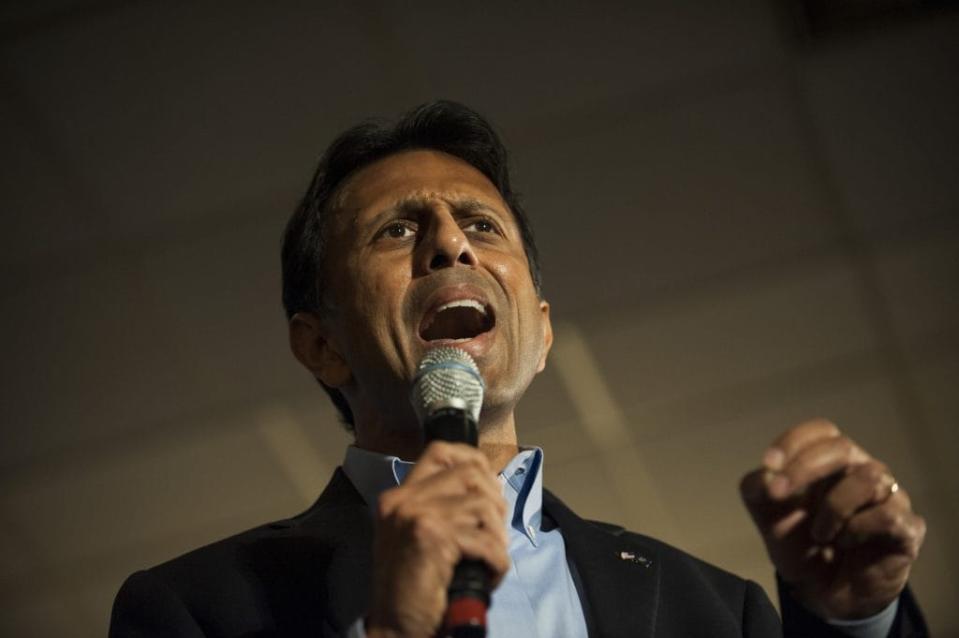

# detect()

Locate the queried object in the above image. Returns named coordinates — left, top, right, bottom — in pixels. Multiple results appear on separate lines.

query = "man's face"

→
left=320, top=149, right=552, bottom=430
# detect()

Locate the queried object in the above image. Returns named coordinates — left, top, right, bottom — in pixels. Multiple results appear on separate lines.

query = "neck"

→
left=354, top=409, right=519, bottom=474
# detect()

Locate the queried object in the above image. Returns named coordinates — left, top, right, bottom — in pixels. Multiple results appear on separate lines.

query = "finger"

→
left=407, top=462, right=503, bottom=509
left=763, top=418, right=842, bottom=471
left=741, top=468, right=817, bottom=549
left=769, top=435, right=870, bottom=500
left=380, top=462, right=503, bottom=517
left=809, top=461, right=893, bottom=543
left=410, top=510, right=509, bottom=587
left=379, top=479, right=507, bottom=540
left=405, top=441, right=491, bottom=484
left=740, top=468, right=790, bottom=513
left=455, top=527, right=512, bottom=586
left=838, top=491, right=926, bottom=560
left=740, top=468, right=769, bottom=506
left=378, top=495, right=508, bottom=563
left=430, top=493, right=509, bottom=545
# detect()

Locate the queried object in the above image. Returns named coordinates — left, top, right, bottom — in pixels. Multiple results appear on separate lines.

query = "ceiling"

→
left=1, top=1, right=957, bottom=635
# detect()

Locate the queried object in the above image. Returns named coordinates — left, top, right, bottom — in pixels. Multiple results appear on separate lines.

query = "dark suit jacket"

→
left=110, top=468, right=928, bottom=637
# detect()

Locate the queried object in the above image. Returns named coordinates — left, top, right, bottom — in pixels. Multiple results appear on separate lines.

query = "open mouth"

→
left=419, top=299, right=495, bottom=342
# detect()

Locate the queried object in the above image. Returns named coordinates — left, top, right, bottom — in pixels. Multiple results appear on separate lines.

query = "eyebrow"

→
left=451, top=198, right=501, bottom=216
left=369, top=195, right=505, bottom=225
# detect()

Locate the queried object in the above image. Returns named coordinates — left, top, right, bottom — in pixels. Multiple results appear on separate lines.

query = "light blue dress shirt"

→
left=341, top=445, right=896, bottom=638
left=343, top=446, right=588, bottom=638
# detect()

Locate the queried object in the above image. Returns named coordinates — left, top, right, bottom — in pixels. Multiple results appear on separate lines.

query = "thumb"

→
left=739, top=468, right=789, bottom=530
left=740, top=468, right=770, bottom=507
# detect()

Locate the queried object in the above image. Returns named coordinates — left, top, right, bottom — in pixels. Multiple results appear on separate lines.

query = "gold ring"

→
left=880, top=473, right=899, bottom=502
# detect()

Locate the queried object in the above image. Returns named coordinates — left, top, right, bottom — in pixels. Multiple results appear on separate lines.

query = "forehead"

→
left=332, top=149, right=508, bottom=222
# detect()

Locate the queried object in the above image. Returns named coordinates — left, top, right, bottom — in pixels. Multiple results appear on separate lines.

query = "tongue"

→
left=421, top=307, right=488, bottom=341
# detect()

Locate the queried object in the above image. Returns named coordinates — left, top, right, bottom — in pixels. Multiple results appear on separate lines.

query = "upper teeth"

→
left=435, top=299, right=486, bottom=315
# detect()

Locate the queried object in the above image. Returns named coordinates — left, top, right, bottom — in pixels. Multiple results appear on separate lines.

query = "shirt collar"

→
left=500, top=447, right=543, bottom=545
left=341, top=445, right=545, bottom=545
left=341, top=446, right=415, bottom=509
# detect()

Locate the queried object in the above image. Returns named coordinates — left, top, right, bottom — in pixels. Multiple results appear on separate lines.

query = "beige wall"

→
left=1, top=2, right=957, bottom=635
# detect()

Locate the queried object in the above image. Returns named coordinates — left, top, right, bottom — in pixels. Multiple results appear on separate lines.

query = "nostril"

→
left=429, top=253, right=452, bottom=270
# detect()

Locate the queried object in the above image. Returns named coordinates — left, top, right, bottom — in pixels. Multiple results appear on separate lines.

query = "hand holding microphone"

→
left=366, top=348, right=507, bottom=638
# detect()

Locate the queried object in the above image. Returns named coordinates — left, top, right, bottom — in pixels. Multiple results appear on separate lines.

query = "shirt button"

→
left=527, top=525, right=536, bottom=537
left=515, top=467, right=525, bottom=475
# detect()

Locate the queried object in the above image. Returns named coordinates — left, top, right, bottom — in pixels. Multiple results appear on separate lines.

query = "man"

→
left=110, top=101, right=928, bottom=637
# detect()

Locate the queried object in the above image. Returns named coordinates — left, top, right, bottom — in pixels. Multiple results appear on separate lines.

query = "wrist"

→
left=366, top=607, right=437, bottom=638
left=778, top=573, right=896, bottom=621
left=364, top=617, right=405, bottom=638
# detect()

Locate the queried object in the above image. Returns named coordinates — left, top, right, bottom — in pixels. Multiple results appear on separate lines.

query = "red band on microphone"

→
left=445, top=597, right=487, bottom=630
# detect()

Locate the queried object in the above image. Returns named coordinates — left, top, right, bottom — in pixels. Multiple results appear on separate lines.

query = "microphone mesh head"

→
left=411, top=347, right=485, bottom=424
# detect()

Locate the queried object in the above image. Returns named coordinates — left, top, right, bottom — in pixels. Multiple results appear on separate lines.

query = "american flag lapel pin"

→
left=619, top=551, right=652, bottom=568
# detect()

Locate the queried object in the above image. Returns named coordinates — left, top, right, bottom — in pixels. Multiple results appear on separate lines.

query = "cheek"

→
left=496, top=256, right=538, bottom=305
left=348, top=259, right=408, bottom=317
left=490, top=261, right=512, bottom=281
left=490, top=254, right=531, bottom=291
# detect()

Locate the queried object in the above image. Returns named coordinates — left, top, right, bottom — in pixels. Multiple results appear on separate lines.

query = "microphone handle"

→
left=424, top=407, right=489, bottom=638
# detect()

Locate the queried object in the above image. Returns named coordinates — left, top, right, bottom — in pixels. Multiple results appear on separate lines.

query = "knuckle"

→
left=809, top=417, right=840, bottom=436
left=906, top=542, right=921, bottom=560
left=426, top=440, right=455, bottom=457
left=459, top=464, right=484, bottom=487
left=483, top=499, right=503, bottom=520
left=859, top=462, right=885, bottom=483
left=901, top=521, right=919, bottom=543
left=410, top=514, right=440, bottom=543
left=904, top=516, right=926, bottom=557
left=471, top=450, right=490, bottom=469
left=835, top=436, right=854, bottom=458
left=442, top=541, right=462, bottom=566
left=390, top=503, right=413, bottom=521
left=394, top=500, right=419, bottom=524
left=915, top=515, right=928, bottom=541
left=776, top=424, right=803, bottom=446
left=377, top=487, right=402, bottom=518
left=877, top=507, right=901, bottom=530
left=894, top=488, right=912, bottom=510
left=784, top=465, right=806, bottom=486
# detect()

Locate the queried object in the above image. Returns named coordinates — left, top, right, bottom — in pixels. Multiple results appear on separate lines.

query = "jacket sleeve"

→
left=778, top=577, right=930, bottom=638
left=109, top=570, right=207, bottom=638
left=743, top=579, right=786, bottom=637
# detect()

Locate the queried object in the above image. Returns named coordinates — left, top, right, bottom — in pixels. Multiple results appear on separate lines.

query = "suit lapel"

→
left=248, top=467, right=374, bottom=635
left=300, top=468, right=375, bottom=631
left=544, top=489, right=661, bottom=638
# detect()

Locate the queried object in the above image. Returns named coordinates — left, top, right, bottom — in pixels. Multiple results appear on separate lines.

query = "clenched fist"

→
left=740, top=419, right=926, bottom=620
left=366, top=442, right=510, bottom=638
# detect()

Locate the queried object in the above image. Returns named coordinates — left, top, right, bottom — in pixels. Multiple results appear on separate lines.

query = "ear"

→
left=536, top=300, right=553, bottom=373
left=289, top=312, right=352, bottom=387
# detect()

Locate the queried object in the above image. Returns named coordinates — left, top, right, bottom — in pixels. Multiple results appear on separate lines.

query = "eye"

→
left=379, top=221, right=416, bottom=240
left=464, top=218, right=498, bottom=234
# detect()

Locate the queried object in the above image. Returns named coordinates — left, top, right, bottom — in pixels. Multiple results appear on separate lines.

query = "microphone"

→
left=411, top=347, right=489, bottom=638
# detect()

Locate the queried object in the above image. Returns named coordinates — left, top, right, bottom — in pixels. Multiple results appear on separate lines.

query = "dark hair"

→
left=281, top=100, right=542, bottom=429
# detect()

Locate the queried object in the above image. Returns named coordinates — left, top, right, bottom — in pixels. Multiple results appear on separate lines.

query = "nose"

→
left=417, top=209, right=478, bottom=274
